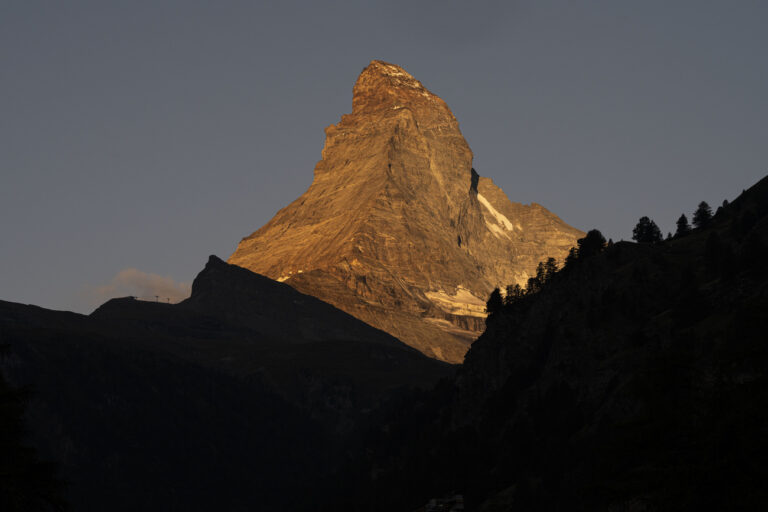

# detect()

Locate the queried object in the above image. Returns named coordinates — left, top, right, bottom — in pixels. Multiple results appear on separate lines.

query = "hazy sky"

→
left=2, top=1, right=766, bottom=313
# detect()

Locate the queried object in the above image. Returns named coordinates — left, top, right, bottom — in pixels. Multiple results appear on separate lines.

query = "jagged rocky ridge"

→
left=321, top=176, right=768, bottom=511
left=0, top=256, right=450, bottom=511
left=229, top=60, right=583, bottom=363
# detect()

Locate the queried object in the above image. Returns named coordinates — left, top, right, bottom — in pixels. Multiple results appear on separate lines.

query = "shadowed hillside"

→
left=0, top=257, right=451, bottom=511
left=0, top=344, right=67, bottom=511
left=325, top=176, right=768, bottom=511
left=4, top=175, right=767, bottom=510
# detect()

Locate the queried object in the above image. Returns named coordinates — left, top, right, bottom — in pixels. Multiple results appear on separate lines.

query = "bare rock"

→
left=229, top=60, right=583, bottom=362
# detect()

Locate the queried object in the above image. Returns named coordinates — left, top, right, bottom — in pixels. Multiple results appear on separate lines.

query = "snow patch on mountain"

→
left=425, top=286, right=487, bottom=318
left=478, top=193, right=517, bottom=232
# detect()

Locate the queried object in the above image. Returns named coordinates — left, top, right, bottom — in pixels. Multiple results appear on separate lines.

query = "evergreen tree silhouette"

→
left=504, top=284, right=524, bottom=306
left=564, top=247, right=578, bottom=269
left=544, top=257, right=558, bottom=282
left=485, top=288, right=503, bottom=316
left=693, top=201, right=713, bottom=228
left=524, top=262, right=548, bottom=295
left=675, top=214, right=691, bottom=237
left=577, top=229, right=607, bottom=259
left=526, top=275, right=541, bottom=295
left=632, top=216, right=662, bottom=243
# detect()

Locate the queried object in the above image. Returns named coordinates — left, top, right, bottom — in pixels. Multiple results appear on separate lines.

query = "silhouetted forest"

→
left=2, top=177, right=767, bottom=510
left=320, top=177, right=768, bottom=511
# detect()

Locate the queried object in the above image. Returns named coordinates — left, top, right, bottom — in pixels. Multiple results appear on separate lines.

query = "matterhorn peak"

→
left=351, top=60, right=446, bottom=120
left=360, top=60, right=420, bottom=82
left=354, top=60, right=429, bottom=96
left=230, top=61, right=583, bottom=362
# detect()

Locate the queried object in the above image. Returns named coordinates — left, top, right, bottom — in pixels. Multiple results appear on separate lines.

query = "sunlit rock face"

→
left=229, top=60, right=583, bottom=363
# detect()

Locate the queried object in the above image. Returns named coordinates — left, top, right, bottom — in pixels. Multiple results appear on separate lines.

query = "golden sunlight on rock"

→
left=229, top=61, right=583, bottom=362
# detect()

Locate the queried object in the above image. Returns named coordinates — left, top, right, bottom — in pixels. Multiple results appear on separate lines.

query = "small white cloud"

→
left=85, top=268, right=191, bottom=308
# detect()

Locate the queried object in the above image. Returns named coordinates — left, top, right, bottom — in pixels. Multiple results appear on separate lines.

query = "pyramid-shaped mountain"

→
left=230, top=60, right=583, bottom=362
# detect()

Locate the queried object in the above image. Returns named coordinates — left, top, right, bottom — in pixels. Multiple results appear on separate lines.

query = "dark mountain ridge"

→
left=324, top=176, right=768, bottom=511
left=4, top=176, right=767, bottom=510
left=0, top=256, right=450, bottom=510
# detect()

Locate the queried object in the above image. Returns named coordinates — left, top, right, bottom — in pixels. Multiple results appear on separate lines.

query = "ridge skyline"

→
left=3, top=2, right=766, bottom=314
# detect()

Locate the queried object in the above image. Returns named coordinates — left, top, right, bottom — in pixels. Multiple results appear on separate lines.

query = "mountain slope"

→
left=230, top=60, right=583, bottom=362
left=0, top=256, right=450, bottom=511
left=326, top=176, right=768, bottom=511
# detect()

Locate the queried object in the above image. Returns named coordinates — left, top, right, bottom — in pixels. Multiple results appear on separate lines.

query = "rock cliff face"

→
left=229, top=60, right=583, bottom=362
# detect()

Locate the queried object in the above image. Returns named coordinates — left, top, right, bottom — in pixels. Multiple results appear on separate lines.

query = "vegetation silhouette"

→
left=484, top=288, right=503, bottom=319
left=632, top=216, right=662, bottom=243
left=575, top=228, right=606, bottom=259
left=4, top=175, right=768, bottom=511
left=693, top=200, right=713, bottom=228
left=323, top=176, right=768, bottom=511
left=675, top=213, right=691, bottom=237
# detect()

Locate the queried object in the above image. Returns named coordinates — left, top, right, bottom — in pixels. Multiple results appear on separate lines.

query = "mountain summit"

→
left=229, top=60, right=583, bottom=362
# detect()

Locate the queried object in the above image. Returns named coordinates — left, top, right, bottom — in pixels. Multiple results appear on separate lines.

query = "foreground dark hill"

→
left=0, top=257, right=450, bottom=510
left=329, top=176, right=768, bottom=511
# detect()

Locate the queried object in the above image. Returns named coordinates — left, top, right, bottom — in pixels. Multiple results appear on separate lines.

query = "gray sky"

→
left=2, top=0, right=766, bottom=313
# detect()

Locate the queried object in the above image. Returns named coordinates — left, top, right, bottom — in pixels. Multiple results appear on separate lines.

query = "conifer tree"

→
left=504, top=284, right=523, bottom=306
left=544, top=257, right=558, bottom=282
left=675, top=214, right=691, bottom=237
left=693, top=201, right=713, bottom=228
left=632, top=216, right=662, bottom=243
left=564, top=247, right=578, bottom=269
left=485, top=288, right=503, bottom=316
left=577, top=230, right=606, bottom=259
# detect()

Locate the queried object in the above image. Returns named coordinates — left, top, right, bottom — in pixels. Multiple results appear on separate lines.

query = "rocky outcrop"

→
left=229, top=60, right=583, bottom=362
